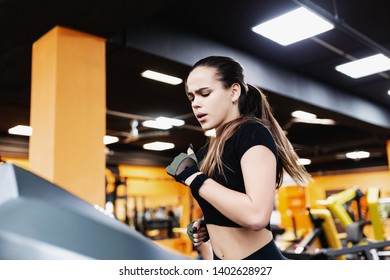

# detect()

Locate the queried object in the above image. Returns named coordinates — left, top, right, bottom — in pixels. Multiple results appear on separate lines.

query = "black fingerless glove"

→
left=166, top=153, right=209, bottom=195
left=186, top=219, right=209, bottom=245
left=166, top=152, right=199, bottom=183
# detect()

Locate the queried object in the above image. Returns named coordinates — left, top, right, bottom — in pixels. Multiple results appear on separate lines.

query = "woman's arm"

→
left=196, top=145, right=277, bottom=230
left=197, top=241, right=213, bottom=260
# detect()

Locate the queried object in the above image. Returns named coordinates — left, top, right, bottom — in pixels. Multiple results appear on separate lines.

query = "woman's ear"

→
left=231, top=83, right=241, bottom=103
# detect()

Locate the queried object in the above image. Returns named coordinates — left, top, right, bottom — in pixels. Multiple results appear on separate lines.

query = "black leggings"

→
left=213, top=239, right=288, bottom=260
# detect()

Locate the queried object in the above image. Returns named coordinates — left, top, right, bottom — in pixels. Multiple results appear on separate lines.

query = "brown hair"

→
left=187, top=56, right=311, bottom=188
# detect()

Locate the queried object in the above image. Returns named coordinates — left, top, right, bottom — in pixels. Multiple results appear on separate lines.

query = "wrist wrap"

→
left=176, top=165, right=199, bottom=183
left=190, top=173, right=209, bottom=195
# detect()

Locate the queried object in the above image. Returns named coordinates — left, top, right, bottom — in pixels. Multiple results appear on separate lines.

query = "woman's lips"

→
left=196, top=113, right=207, bottom=123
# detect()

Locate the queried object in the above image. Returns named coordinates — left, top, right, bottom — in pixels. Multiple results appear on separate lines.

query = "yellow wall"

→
left=277, top=185, right=312, bottom=236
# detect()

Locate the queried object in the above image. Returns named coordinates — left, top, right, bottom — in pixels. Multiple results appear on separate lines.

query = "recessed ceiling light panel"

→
left=143, top=141, right=175, bottom=151
left=142, top=120, right=172, bottom=130
left=8, top=125, right=33, bottom=136
left=103, top=135, right=119, bottom=145
left=335, top=54, right=390, bottom=78
left=291, top=110, right=316, bottom=120
left=345, top=151, right=370, bottom=160
left=298, top=158, right=311, bottom=165
left=141, top=70, right=182, bottom=85
left=252, top=7, right=334, bottom=46
left=204, top=129, right=216, bottom=137
left=156, top=116, right=185, bottom=127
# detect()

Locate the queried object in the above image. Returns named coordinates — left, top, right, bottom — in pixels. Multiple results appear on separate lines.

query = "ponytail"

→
left=244, top=84, right=311, bottom=188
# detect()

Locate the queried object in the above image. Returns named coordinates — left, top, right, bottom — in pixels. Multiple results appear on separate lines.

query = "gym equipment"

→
left=367, top=187, right=386, bottom=241
left=321, top=187, right=390, bottom=245
left=0, top=163, right=188, bottom=259
left=283, top=207, right=390, bottom=259
left=366, top=187, right=390, bottom=259
left=323, top=188, right=364, bottom=226
left=283, top=207, right=346, bottom=259
left=283, top=188, right=390, bottom=260
left=319, top=188, right=370, bottom=245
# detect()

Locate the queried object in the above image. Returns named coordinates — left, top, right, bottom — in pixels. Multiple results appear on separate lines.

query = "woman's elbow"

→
left=243, top=214, right=269, bottom=231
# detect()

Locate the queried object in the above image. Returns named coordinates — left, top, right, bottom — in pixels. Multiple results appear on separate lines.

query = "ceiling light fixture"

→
left=294, top=118, right=336, bottom=125
left=335, top=54, right=390, bottom=78
left=291, top=110, right=316, bottom=120
left=252, top=7, right=334, bottom=46
left=143, top=141, right=175, bottom=151
left=155, top=116, right=185, bottom=127
left=103, top=135, right=119, bottom=145
left=291, top=110, right=335, bottom=125
left=204, top=129, right=216, bottom=137
left=141, top=70, right=182, bottom=85
left=142, top=120, right=173, bottom=130
left=345, top=151, right=370, bottom=160
left=298, top=158, right=311, bottom=165
left=8, top=125, right=33, bottom=136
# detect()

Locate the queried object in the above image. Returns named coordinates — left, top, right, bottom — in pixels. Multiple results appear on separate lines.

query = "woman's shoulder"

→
left=233, top=120, right=277, bottom=156
left=236, top=120, right=271, bottom=135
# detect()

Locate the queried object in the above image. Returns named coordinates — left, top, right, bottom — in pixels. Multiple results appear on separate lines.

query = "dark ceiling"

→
left=0, top=0, right=389, bottom=174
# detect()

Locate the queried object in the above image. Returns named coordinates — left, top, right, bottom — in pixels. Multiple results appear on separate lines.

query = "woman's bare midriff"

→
left=207, top=224, right=273, bottom=260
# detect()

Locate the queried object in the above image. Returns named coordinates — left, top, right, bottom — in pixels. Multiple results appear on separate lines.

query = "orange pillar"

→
left=387, top=140, right=390, bottom=171
left=29, top=26, right=106, bottom=207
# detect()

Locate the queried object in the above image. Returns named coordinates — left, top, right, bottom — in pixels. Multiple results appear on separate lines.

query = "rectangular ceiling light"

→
left=291, top=110, right=316, bottom=120
left=143, top=141, right=175, bottom=151
left=142, top=120, right=172, bottom=130
left=345, top=151, right=370, bottom=160
left=298, top=158, right=311, bottom=166
left=204, top=128, right=216, bottom=137
left=156, top=116, right=185, bottom=127
left=252, top=7, right=334, bottom=46
left=8, top=125, right=33, bottom=136
left=335, top=54, right=390, bottom=78
left=103, top=135, right=119, bottom=145
left=291, top=110, right=335, bottom=125
left=141, top=70, right=182, bottom=85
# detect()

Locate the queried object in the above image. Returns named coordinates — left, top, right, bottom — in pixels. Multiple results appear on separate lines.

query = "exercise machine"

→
left=284, top=188, right=390, bottom=259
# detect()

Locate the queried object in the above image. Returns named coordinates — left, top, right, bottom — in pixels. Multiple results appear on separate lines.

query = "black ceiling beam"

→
left=291, top=0, right=390, bottom=58
left=115, top=21, right=390, bottom=129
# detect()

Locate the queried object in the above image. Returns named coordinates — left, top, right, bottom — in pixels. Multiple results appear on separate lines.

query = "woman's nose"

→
left=191, top=96, right=201, bottom=108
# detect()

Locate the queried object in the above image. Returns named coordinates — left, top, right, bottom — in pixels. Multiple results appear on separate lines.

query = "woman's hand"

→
left=166, top=145, right=200, bottom=185
left=186, top=219, right=209, bottom=247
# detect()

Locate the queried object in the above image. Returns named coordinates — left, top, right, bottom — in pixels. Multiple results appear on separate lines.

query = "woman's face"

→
left=186, top=66, right=240, bottom=131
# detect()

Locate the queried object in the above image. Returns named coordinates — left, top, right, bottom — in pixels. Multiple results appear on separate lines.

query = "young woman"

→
left=166, top=56, right=311, bottom=260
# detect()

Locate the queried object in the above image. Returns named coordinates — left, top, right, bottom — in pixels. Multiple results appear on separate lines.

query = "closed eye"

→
left=187, top=87, right=211, bottom=102
left=187, top=93, right=194, bottom=102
